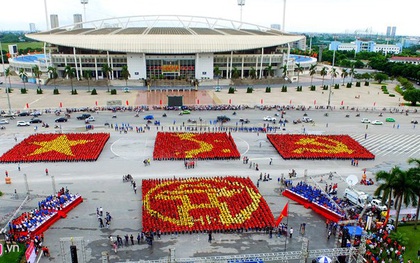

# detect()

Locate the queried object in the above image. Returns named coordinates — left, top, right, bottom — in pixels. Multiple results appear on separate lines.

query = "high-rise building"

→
left=73, top=14, right=83, bottom=29
left=50, top=14, right=59, bottom=29
left=391, top=26, right=397, bottom=38
left=29, top=23, right=36, bottom=32
left=386, top=26, right=391, bottom=38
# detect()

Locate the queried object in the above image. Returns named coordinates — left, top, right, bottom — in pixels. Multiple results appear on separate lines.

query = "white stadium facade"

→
left=14, top=15, right=309, bottom=84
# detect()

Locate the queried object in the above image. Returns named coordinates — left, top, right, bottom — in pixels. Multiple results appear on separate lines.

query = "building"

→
left=50, top=14, right=59, bottom=29
left=386, top=26, right=397, bottom=38
left=18, top=15, right=306, bottom=83
left=29, top=23, right=36, bottom=33
left=389, top=56, right=420, bottom=65
left=73, top=14, right=83, bottom=29
left=329, top=40, right=402, bottom=54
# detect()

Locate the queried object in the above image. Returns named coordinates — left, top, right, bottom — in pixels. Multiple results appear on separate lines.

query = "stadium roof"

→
left=27, top=15, right=305, bottom=54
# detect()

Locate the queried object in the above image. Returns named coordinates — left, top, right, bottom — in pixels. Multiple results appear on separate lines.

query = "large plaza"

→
left=0, top=77, right=419, bottom=262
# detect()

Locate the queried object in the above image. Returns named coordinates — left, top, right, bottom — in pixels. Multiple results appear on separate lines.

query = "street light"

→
left=327, top=49, right=336, bottom=109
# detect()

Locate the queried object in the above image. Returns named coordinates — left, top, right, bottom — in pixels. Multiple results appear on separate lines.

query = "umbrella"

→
left=317, top=256, right=332, bottom=263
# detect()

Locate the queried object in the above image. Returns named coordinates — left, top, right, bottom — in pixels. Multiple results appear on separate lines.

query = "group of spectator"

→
left=289, top=182, right=346, bottom=219
left=9, top=188, right=79, bottom=240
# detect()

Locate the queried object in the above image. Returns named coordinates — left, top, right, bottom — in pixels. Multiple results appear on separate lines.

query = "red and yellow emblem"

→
left=0, top=133, right=110, bottom=163
left=142, top=177, right=274, bottom=233
left=153, top=132, right=240, bottom=160
left=267, top=134, right=375, bottom=160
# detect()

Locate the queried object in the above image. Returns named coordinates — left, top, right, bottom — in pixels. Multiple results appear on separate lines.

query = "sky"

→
left=0, top=0, right=419, bottom=37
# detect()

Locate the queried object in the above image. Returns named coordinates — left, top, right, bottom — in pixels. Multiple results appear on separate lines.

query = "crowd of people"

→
left=289, top=182, right=346, bottom=219
left=267, top=134, right=375, bottom=160
left=142, top=176, right=275, bottom=234
left=0, top=133, right=110, bottom=163
left=152, top=132, right=240, bottom=160
left=9, top=188, right=79, bottom=240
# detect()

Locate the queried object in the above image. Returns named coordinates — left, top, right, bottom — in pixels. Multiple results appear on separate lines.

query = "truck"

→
left=343, top=188, right=387, bottom=211
left=343, top=188, right=369, bottom=207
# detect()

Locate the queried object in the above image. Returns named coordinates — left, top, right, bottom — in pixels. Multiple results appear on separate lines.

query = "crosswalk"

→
left=351, top=133, right=420, bottom=158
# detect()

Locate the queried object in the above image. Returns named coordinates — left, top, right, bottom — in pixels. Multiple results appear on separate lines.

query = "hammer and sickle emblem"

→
left=292, top=137, right=354, bottom=154
left=144, top=179, right=262, bottom=227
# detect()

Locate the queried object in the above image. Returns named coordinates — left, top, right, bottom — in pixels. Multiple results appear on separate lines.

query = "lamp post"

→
left=2, top=43, right=12, bottom=114
left=327, top=49, right=336, bottom=109
left=237, top=0, right=245, bottom=23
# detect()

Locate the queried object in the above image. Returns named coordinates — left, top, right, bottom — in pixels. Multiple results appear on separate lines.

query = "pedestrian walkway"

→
left=352, top=133, right=420, bottom=157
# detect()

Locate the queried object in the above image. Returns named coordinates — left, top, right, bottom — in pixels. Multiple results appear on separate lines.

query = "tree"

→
left=374, top=72, right=389, bottom=84
left=213, top=66, right=221, bottom=78
left=329, top=67, right=338, bottom=87
left=102, top=64, right=112, bottom=92
left=294, top=63, right=303, bottom=84
left=403, top=89, right=420, bottom=106
left=309, top=64, right=317, bottom=86
left=32, top=65, right=42, bottom=89
left=375, top=168, right=399, bottom=213
left=264, top=65, right=274, bottom=78
left=83, top=70, right=93, bottom=92
left=64, top=65, right=76, bottom=93
left=47, top=66, right=58, bottom=89
left=349, top=66, right=356, bottom=83
left=320, top=67, right=328, bottom=86
left=408, top=158, right=420, bottom=229
left=121, top=66, right=130, bottom=86
left=231, top=67, right=240, bottom=79
left=391, top=168, right=416, bottom=231
left=19, top=68, right=27, bottom=90
left=249, top=67, right=256, bottom=79
left=4, top=68, right=12, bottom=113
left=281, top=65, right=288, bottom=79
left=340, top=68, right=348, bottom=86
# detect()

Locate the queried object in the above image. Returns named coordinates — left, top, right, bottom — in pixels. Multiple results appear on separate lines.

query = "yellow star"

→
left=28, top=135, right=94, bottom=156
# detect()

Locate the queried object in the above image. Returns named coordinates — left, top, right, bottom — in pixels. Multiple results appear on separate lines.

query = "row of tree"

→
left=375, top=158, right=420, bottom=231
left=6, top=64, right=131, bottom=93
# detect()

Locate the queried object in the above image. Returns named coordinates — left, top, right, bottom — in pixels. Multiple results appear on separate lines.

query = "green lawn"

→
left=397, top=224, right=420, bottom=261
left=1, top=42, right=43, bottom=51
left=0, top=242, right=26, bottom=263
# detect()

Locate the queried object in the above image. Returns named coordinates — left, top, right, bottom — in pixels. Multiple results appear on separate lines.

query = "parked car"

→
left=239, top=118, right=250, bottom=124
left=144, top=115, right=154, bottom=120
left=179, top=110, right=191, bottom=115
left=77, top=113, right=91, bottom=120
left=371, top=120, right=383, bottom=125
left=361, top=118, right=371, bottom=123
left=30, top=111, right=42, bottom=117
left=302, top=117, right=313, bottom=123
left=55, top=117, right=68, bottom=123
left=85, top=116, right=95, bottom=122
left=0, top=119, right=9, bottom=124
left=385, top=117, right=395, bottom=122
left=17, top=121, right=30, bottom=126
left=18, top=112, right=30, bottom=117
left=217, top=115, right=231, bottom=122
left=263, top=116, right=276, bottom=121
left=30, top=118, right=43, bottom=124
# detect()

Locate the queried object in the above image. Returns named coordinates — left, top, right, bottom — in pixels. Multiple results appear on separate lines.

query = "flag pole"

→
left=284, top=203, right=289, bottom=251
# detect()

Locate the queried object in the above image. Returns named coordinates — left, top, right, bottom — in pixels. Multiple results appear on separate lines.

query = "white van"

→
left=343, top=188, right=369, bottom=207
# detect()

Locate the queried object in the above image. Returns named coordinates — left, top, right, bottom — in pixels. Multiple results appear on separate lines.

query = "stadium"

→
left=11, top=15, right=311, bottom=85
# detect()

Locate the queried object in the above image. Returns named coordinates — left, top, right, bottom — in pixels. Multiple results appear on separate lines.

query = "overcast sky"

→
left=0, top=0, right=418, bottom=37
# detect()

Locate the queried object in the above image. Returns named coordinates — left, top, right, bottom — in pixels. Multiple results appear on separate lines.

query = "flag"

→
left=275, top=202, right=288, bottom=227
left=383, top=208, right=391, bottom=227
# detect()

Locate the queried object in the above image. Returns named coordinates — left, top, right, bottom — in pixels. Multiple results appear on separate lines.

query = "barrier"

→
left=282, top=189, right=343, bottom=223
